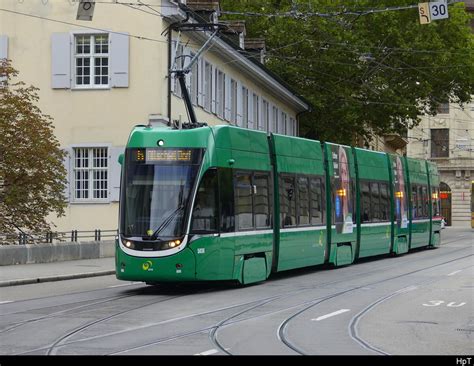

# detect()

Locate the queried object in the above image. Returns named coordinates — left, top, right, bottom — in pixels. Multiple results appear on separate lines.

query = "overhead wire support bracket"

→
left=169, top=20, right=225, bottom=128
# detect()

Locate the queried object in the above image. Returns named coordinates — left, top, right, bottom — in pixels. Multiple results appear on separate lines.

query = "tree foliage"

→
left=221, top=0, right=474, bottom=145
left=0, top=60, right=67, bottom=235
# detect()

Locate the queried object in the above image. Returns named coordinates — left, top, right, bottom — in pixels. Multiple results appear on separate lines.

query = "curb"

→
left=0, top=270, right=116, bottom=287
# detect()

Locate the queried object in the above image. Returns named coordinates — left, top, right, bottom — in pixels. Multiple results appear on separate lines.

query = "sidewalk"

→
left=0, top=257, right=115, bottom=287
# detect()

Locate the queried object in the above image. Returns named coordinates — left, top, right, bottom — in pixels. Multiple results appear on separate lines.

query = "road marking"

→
left=195, top=349, right=218, bottom=356
left=447, top=270, right=462, bottom=276
left=0, top=301, right=13, bottom=304
left=312, top=309, right=350, bottom=321
left=108, top=282, right=139, bottom=288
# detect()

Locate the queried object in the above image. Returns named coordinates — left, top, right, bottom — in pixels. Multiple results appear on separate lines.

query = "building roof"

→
left=163, top=1, right=311, bottom=113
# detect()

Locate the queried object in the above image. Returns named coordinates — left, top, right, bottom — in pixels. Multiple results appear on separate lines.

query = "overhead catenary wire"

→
left=3, top=2, right=472, bottom=127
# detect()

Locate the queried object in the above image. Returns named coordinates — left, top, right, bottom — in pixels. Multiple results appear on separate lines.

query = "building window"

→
left=73, top=147, right=108, bottom=200
left=280, top=111, right=287, bottom=134
left=289, top=117, right=296, bottom=136
left=74, top=34, right=109, bottom=87
left=431, top=129, right=449, bottom=158
left=272, top=106, right=279, bottom=133
left=436, top=102, right=449, bottom=114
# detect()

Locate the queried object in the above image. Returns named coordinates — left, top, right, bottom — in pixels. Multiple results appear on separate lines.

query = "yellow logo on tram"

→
left=142, top=260, right=153, bottom=271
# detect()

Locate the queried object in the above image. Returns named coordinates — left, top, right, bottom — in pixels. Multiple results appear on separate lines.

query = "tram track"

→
left=5, top=237, right=469, bottom=355
left=276, top=253, right=473, bottom=355
left=102, top=248, right=472, bottom=355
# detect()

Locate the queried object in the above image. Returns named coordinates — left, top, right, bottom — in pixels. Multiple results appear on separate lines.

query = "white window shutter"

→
left=211, top=65, right=216, bottom=114
left=197, top=57, right=204, bottom=107
left=170, top=41, right=176, bottom=93
left=109, top=147, right=124, bottom=202
left=236, top=80, right=243, bottom=127
left=248, top=90, right=254, bottom=130
left=0, top=35, right=8, bottom=60
left=224, top=74, right=231, bottom=121
left=110, top=32, right=129, bottom=88
left=51, top=33, right=71, bottom=89
left=63, top=148, right=72, bottom=203
left=183, top=48, right=191, bottom=93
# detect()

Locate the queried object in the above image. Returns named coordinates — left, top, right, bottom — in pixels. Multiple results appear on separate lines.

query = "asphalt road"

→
left=0, top=227, right=472, bottom=356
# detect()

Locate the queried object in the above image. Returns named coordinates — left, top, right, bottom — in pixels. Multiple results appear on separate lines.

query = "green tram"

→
left=116, top=125, right=442, bottom=285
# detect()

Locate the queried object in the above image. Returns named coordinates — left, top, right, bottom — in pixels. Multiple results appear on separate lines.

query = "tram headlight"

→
left=124, top=240, right=135, bottom=249
left=163, top=239, right=181, bottom=249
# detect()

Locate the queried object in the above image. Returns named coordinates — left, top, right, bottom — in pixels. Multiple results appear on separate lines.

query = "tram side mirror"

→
left=118, top=153, right=124, bottom=165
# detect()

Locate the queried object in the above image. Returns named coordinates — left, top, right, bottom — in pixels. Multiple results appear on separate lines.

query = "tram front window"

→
left=121, top=148, right=203, bottom=240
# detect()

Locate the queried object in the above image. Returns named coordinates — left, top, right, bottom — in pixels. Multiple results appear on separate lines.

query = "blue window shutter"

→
left=110, top=32, right=129, bottom=88
left=109, top=147, right=124, bottom=202
left=0, top=35, right=8, bottom=59
left=51, top=33, right=71, bottom=89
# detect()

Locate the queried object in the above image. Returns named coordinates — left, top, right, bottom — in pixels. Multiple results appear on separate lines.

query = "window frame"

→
left=71, top=144, right=110, bottom=203
left=190, top=168, right=219, bottom=234
left=233, top=170, right=272, bottom=232
left=360, top=179, right=391, bottom=223
left=73, top=33, right=110, bottom=90
left=280, top=173, right=326, bottom=228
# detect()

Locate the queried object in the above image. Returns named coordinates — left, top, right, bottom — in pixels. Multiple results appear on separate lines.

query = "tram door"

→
left=440, top=182, right=451, bottom=226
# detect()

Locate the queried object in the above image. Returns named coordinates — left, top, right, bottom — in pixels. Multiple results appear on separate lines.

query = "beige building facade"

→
left=0, top=0, right=309, bottom=234
left=407, top=101, right=474, bottom=227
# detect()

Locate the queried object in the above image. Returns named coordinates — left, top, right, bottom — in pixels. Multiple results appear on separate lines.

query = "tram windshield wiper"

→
left=150, top=205, right=185, bottom=239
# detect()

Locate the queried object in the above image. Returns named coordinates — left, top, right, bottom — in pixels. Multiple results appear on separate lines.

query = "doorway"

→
left=439, top=182, right=451, bottom=226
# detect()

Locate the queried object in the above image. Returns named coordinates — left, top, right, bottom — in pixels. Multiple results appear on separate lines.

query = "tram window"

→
left=417, top=185, right=424, bottom=218
left=297, top=176, right=310, bottom=225
left=411, top=185, right=418, bottom=219
left=235, top=173, right=253, bottom=230
left=254, top=173, right=270, bottom=228
left=422, top=186, right=429, bottom=218
left=310, top=177, right=323, bottom=225
left=370, top=182, right=381, bottom=222
left=280, top=176, right=296, bottom=227
left=219, top=168, right=235, bottom=232
left=380, top=183, right=390, bottom=221
left=361, top=181, right=371, bottom=223
left=191, top=169, right=218, bottom=233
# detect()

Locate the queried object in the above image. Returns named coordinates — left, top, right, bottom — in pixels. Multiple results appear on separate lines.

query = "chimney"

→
left=185, top=0, right=220, bottom=12
left=184, top=0, right=220, bottom=23
left=222, top=20, right=246, bottom=49
left=244, top=38, right=266, bottom=64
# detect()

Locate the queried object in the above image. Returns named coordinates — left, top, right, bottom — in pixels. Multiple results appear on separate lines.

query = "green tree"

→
left=0, top=60, right=67, bottom=237
left=220, top=0, right=474, bottom=145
